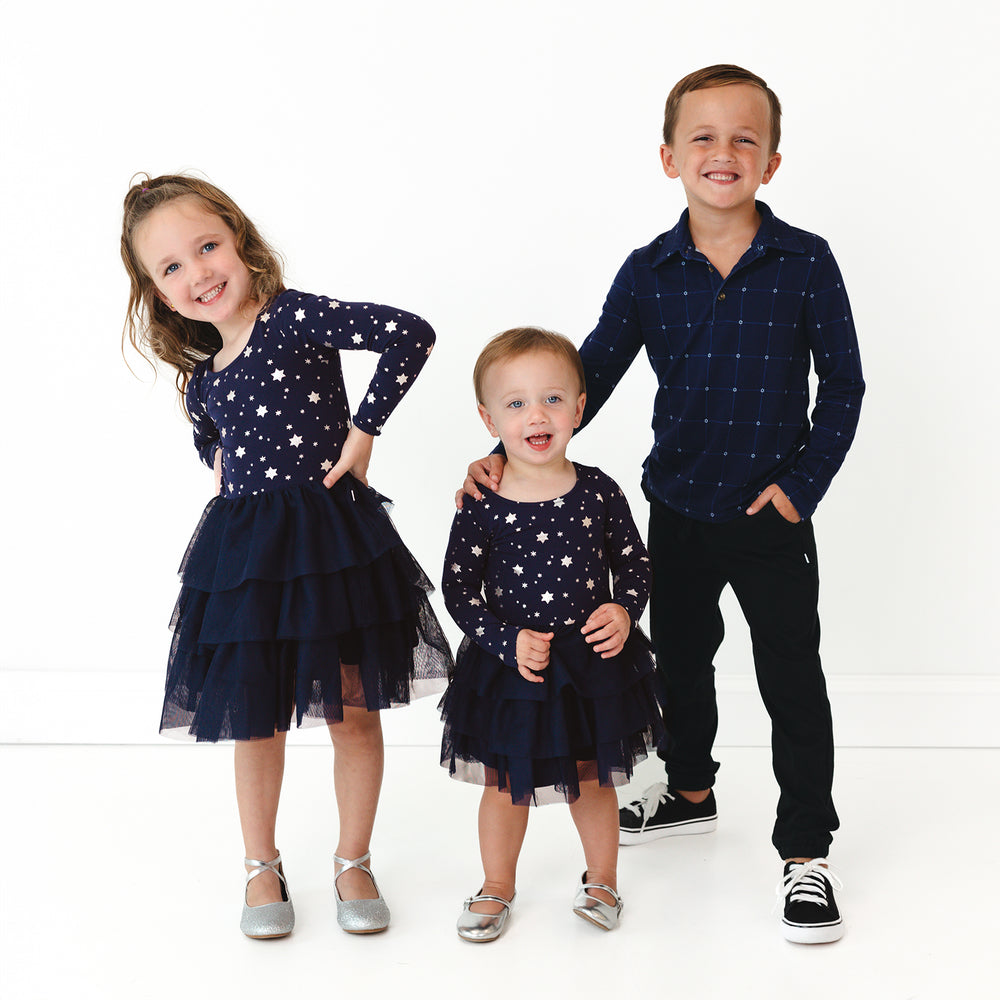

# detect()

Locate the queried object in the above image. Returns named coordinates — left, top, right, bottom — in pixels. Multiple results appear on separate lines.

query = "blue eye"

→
left=545, top=395, right=561, bottom=404
left=202, top=242, right=217, bottom=253
left=508, top=400, right=523, bottom=409
left=165, top=263, right=179, bottom=275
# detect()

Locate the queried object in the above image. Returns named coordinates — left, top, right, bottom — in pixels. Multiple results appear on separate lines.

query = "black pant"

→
left=646, top=496, right=839, bottom=858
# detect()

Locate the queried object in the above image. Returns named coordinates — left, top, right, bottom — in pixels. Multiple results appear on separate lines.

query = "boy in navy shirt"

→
left=461, top=65, right=863, bottom=942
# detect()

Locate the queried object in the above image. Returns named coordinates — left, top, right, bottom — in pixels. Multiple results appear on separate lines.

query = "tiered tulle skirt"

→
left=161, top=475, right=453, bottom=741
left=439, top=627, right=664, bottom=805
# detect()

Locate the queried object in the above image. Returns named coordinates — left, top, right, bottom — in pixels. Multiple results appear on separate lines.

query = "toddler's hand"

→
left=324, top=426, right=375, bottom=489
left=515, top=628, right=553, bottom=683
left=455, top=454, right=506, bottom=509
left=746, top=484, right=801, bottom=523
left=581, top=603, right=630, bottom=658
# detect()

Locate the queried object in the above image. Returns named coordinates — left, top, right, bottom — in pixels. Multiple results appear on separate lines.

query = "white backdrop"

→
left=1, top=0, right=997, bottom=745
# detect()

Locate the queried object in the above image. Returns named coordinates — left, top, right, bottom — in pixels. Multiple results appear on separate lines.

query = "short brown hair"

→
left=120, top=173, right=285, bottom=406
left=663, top=64, right=782, bottom=153
left=473, top=327, right=585, bottom=403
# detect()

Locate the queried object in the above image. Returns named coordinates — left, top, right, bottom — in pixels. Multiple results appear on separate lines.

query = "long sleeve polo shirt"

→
left=578, top=202, right=864, bottom=522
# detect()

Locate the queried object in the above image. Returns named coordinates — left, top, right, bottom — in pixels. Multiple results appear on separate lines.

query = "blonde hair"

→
left=663, top=64, right=782, bottom=153
left=120, top=173, right=285, bottom=406
left=473, top=327, right=585, bottom=403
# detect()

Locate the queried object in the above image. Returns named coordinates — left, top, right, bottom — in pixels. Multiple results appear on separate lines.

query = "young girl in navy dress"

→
left=121, top=174, right=452, bottom=939
left=440, top=327, right=663, bottom=940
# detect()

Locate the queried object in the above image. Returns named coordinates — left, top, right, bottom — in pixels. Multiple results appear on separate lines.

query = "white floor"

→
left=2, top=744, right=997, bottom=1000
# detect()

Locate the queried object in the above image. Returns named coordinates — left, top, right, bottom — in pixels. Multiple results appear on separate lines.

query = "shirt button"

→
left=717, top=293, right=726, bottom=301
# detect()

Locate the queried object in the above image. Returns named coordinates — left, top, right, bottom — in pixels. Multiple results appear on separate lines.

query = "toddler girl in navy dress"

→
left=440, top=327, right=663, bottom=940
left=122, top=173, right=452, bottom=939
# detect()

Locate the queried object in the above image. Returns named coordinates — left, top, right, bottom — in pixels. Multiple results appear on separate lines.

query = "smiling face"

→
left=134, top=195, right=256, bottom=340
left=477, top=349, right=586, bottom=474
left=660, top=83, right=781, bottom=217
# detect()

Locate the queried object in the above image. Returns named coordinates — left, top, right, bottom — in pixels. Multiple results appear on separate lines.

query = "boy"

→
left=460, top=65, right=863, bottom=943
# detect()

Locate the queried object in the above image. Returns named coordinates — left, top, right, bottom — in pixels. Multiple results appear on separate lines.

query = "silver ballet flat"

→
left=240, top=854, right=295, bottom=939
left=572, top=874, right=622, bottom=931
left=456, top=891, right=516, bottom=942
left=333, top=852, right=390, bottom=933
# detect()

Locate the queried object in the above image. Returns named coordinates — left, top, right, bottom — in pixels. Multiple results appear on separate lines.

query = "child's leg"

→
left=328, top=704, right=384, bottom=901
left=235, top=731, right=287, bottom=906
left=472, top=786, right=529, bottom=914
left=567, top=778, right=619, bottom=906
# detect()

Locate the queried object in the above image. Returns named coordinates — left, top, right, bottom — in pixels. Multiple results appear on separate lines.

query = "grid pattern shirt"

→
left=578, top=202, right=864, bottom=522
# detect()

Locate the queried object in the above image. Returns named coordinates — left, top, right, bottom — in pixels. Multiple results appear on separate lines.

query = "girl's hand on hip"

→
left=323, top=426, right=375, bottom=488
left=581, top=603, right=630, bottom=658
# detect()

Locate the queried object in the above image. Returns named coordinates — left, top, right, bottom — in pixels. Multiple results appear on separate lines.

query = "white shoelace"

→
left=622, top=782, right=672, bottom=829
left=776, top=858, right=843, bottom=911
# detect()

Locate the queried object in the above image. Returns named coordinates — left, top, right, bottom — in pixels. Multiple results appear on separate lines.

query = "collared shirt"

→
left=578, top=202, right=864, bottom=522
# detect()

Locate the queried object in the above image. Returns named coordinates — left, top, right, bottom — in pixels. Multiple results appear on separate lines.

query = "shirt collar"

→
left=651, top=201, right=808, bottom=267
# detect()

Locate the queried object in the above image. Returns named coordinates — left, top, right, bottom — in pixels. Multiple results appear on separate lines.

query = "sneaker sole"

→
left=619, top=815, right=717, bottom=845
left=782, top=918, right=844, bottom=944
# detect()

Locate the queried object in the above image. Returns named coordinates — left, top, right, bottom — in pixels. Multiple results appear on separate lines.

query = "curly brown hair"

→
left=121, top=173, right=285, bottom=406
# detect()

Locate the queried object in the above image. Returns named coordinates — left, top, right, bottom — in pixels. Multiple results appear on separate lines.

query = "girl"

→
left=439, top=327, right=663, bottom=940
left=122, top=173, right=452, bottom=939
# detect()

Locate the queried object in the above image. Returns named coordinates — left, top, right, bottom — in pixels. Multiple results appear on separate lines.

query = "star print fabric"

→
left=186, top=290, right=434, bottom=498
left=439, top=465, right=664, bottom=805
left=158, top=290, right=453, bottom=741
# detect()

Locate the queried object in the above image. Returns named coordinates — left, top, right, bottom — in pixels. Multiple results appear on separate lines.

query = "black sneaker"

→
left=618, top=782, right=718, bottom=845
left=778, top=859, right=844, bottom=943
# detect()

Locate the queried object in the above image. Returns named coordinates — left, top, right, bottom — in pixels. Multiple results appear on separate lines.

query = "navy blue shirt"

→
left=578, top=203, right=864, bottom=522
left=187, top=289, right=434, bottom=498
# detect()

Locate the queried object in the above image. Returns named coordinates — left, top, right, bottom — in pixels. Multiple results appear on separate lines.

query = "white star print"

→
left=451, top=563, right=461, bottom=574
left=586, top=579, right=595, bottom=590
left=553, top=498, right=565, bottom=508
left=227, top=391, right=236, bottom=401
left=352, top=333, right=363, bottom=344
left=320, top=459, right=333, bottom=472
left=265, top=468, right=277, bottom=480
left=259, top=312, right=270, bottom=324
left=294, top=308, right=305, bottom=322
left=561, top=556, right=572, bottom=567
left=582, top=517, right=592, bottom=528
left=385, top=320, right=398, bottom=332
left=622, top=545, right=633, bottom=556
left=541, top=592, right=554, bottom=603
left=471, top=545, right=483, bottom=556
left=513, top=565, right=524, bottom=575
left=308, top=391, right=320, bottom=404
left=271, top=369, right=285, bottom=382
left=256, top=405, right=268, bottom=418
left=235, top=446, right=246, bottom=458
left=396, top=374, right=408, bottom=385
left=290, top=435, right=303, bottom=447
left=505, top=513, right=517, bottom=525
left=537, top=532, right=549, bottom=542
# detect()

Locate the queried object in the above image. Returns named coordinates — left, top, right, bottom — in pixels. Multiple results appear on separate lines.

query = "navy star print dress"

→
left=161, top=289, right=453, bottom=741
left=439, top=465, right=663, bottom=805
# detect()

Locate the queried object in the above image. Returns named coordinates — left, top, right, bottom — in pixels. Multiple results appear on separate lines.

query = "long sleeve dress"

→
left=439, top=464, right=663, bottom=805
left=161, top=289, right=453, bottom=741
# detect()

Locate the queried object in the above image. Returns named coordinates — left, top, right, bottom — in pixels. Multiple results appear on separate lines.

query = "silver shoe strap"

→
left=333, top=851, right=379, bottom=893
left=244, top=855, right=287, bottom=888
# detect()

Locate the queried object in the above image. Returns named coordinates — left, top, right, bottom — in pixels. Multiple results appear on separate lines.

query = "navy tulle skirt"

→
left=161, top=474, right=453, bottom=741
left=439, top=626, right=664, bottom=806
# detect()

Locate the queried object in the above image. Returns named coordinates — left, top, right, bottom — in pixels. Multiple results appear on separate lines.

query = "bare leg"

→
left=235, top=732, right=287, bottom=906
left=471, top=785, right=529, bottom=914
left=567, top=779, right=619, bottom=906
left=330, top=705, right=384, bottom=901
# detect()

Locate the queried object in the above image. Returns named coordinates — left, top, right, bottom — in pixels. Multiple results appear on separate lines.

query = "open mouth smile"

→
left=197, top=282, right=226, bottom=304
left=704, top=172, right=739, bottom=183
left=526, top=434, right=553, bottom=451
